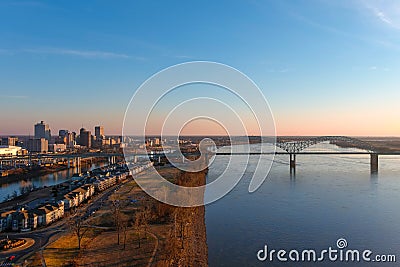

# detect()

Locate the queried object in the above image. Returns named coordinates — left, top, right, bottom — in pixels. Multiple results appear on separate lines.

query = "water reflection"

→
left=206, top=143, right=400, bottom=266
left=0, top=162, right=106, bottom=202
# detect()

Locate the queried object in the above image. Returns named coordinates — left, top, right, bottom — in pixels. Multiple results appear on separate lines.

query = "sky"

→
left=0, top=0, right=399, bottom=136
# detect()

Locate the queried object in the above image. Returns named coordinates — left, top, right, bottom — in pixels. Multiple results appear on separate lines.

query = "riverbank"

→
left=0, top=157, right=108, bottom=186
left=0, top=165, right=67, bottom=186
left=163, top=168, right=208, bottom=266
left=25, top=165, right=209, bottom=266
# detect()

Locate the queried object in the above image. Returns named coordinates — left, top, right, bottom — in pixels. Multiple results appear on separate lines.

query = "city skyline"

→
left=1, top=1, right=399, bottom=136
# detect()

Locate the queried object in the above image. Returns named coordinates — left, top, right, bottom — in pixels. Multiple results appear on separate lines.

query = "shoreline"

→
left=0, top=158, right=108, bottom=210
left=22, top=164, right=210, bottom=266
left=0, top=166, right=67, bottom=186
left=0, top=157, right=108, bottom=186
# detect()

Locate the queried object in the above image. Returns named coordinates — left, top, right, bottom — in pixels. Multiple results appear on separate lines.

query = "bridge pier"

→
left=370, top=153, right=379, bottom=173
left=289, top=154, right=296, bottom=171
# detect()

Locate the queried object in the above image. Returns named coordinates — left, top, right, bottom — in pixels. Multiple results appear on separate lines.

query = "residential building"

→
left=11, top=210, right=29, bottom=231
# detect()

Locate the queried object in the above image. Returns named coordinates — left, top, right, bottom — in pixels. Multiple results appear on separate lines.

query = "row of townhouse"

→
left=0, top=201, right=64, bottom=232
left=0, top=167, right=134, bottom=232
left=92, top=170, right=130, bottom=192
left=93, top=175, right=117, bottom=192
left=129, top=162, right=153, bottom=175
left=63, top=184, right=95, bottom=210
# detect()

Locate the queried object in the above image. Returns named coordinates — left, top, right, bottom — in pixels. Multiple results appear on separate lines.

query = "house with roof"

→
left=1, top=210, right=15, bottom=232
left=11, top=209, right=29, bottom=231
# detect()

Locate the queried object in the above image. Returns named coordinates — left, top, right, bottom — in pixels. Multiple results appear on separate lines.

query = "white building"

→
left=0, top=145, right=24, bottom=156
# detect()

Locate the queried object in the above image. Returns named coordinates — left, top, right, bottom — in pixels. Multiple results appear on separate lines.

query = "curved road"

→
left=0, top=180, right=124, bottom=265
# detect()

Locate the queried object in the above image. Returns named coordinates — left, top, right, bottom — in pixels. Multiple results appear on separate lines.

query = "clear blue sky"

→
left=1, top=0, right=399, bottom=136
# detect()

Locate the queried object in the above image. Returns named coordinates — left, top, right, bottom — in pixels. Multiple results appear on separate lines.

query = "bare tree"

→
left=68, top=213, right=89, bottom=250
left=141, top=207, right=150, bottom=239
left=120, top=214, right=130, bottom=250
left=134, top=211, right=143, bottom=248
left=111, top=197, right=121, bottom=245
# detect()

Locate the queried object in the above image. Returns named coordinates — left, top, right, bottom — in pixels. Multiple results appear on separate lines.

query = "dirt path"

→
left=147, top=230, right=159, bottom=267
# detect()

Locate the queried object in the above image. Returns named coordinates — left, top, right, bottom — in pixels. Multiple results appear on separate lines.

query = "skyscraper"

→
left=34, top=121, right=51, bottom=141
left=79, top=128, right=92, bottom=148
left=1, top=136, right=18, bottom=146
left=59, top=129, right=69, bottom=137
left=95, top=126, right=104, bottom=139
left=27, top=138, right=48, bottom=153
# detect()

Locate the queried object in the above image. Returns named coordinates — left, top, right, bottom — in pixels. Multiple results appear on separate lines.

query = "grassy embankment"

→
left=27, top=164, right=208, bottom=267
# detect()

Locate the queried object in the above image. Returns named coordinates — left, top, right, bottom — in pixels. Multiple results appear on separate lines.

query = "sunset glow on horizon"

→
left=1, top=1, right=399, bottom=137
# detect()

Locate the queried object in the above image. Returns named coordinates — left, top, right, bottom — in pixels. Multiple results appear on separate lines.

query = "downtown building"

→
left=79, top=128, right=92, bottom=148
left=34, top=121, right=51, bottom=141
left=27, top=121, right=51, bottom=153
left=27, top=138, right=48, bottom=153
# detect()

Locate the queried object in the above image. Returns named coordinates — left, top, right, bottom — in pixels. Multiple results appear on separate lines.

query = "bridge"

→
left=207, top=136, right=390, bottom=173
left=0, top=136, right=396, bottom=174
left=273, top=136, right=381, bottom=173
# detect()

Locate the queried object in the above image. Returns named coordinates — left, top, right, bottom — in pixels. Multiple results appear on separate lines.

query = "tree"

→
left=111, top=198, right=121, bottom=245
left=68, top=213, right=89, bottom=250
left=120, top=214, right=130, bottom=250
left=141, top=207, right=150, bottom=239
left=134, top=211, right=143, bottom=248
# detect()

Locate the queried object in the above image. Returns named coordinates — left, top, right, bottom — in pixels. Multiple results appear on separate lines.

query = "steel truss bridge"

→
left=275, top=136, right=376, bottom=154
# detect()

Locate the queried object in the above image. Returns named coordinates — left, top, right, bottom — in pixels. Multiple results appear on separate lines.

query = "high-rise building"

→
left=34, top=121, right=51, bottom=141
left=1, top=136, right=18, bottom=146
left=59, top=130, right=69, bottom=137
left=79, top=128, right=92, bottom=148
left=95, top=126, right=104, bottom=138
left=27, top=138, right=48, bottom=153
left=66, top=132, right=76, bottom=148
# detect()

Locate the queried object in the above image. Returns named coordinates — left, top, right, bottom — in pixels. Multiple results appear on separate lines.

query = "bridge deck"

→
left=2, top=151, right=400, bottom=161
left=215, top=152, right=400, bottom=155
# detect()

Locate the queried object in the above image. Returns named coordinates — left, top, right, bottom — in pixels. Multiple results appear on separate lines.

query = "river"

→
left=205, top=143, right=400, bottom=266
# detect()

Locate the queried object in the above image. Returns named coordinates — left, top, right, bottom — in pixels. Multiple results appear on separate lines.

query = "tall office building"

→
left=27, top=138, right=48, bottom=153
left=34, top=121, right=51, bottom=141
left=59, top=129, right=69, bottom=137
left=66, top=132, right=76, bottom=148
left=1, top=136, right=18, bottom=146
left=95, top=126, right=104, bottom=138
left=79, top=128, right=92, bottom=148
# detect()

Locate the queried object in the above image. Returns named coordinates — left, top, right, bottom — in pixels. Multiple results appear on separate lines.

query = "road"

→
left=0, top=178, right=127, bottom=266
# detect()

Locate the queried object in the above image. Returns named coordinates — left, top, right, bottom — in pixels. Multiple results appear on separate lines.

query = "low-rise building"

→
left=29, top=212, right=38, bottom=230
left=94, top=175, right=117, bottom=192
left=11, top=210, right=29, bottom=231
left=63, top=193, right=79, bottom=210
left=49, top=143, right=67, bottom=153
left=0, top=145, right=27, bottom=156
left=0, top=216, right=8, bottom=232
left=36, top=201, right=64, bottom=226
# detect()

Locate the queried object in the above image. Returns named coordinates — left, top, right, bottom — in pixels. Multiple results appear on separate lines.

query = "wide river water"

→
left=205, top=143, right=400, bottom=266
left=0, top=162, right=106, bottom=201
